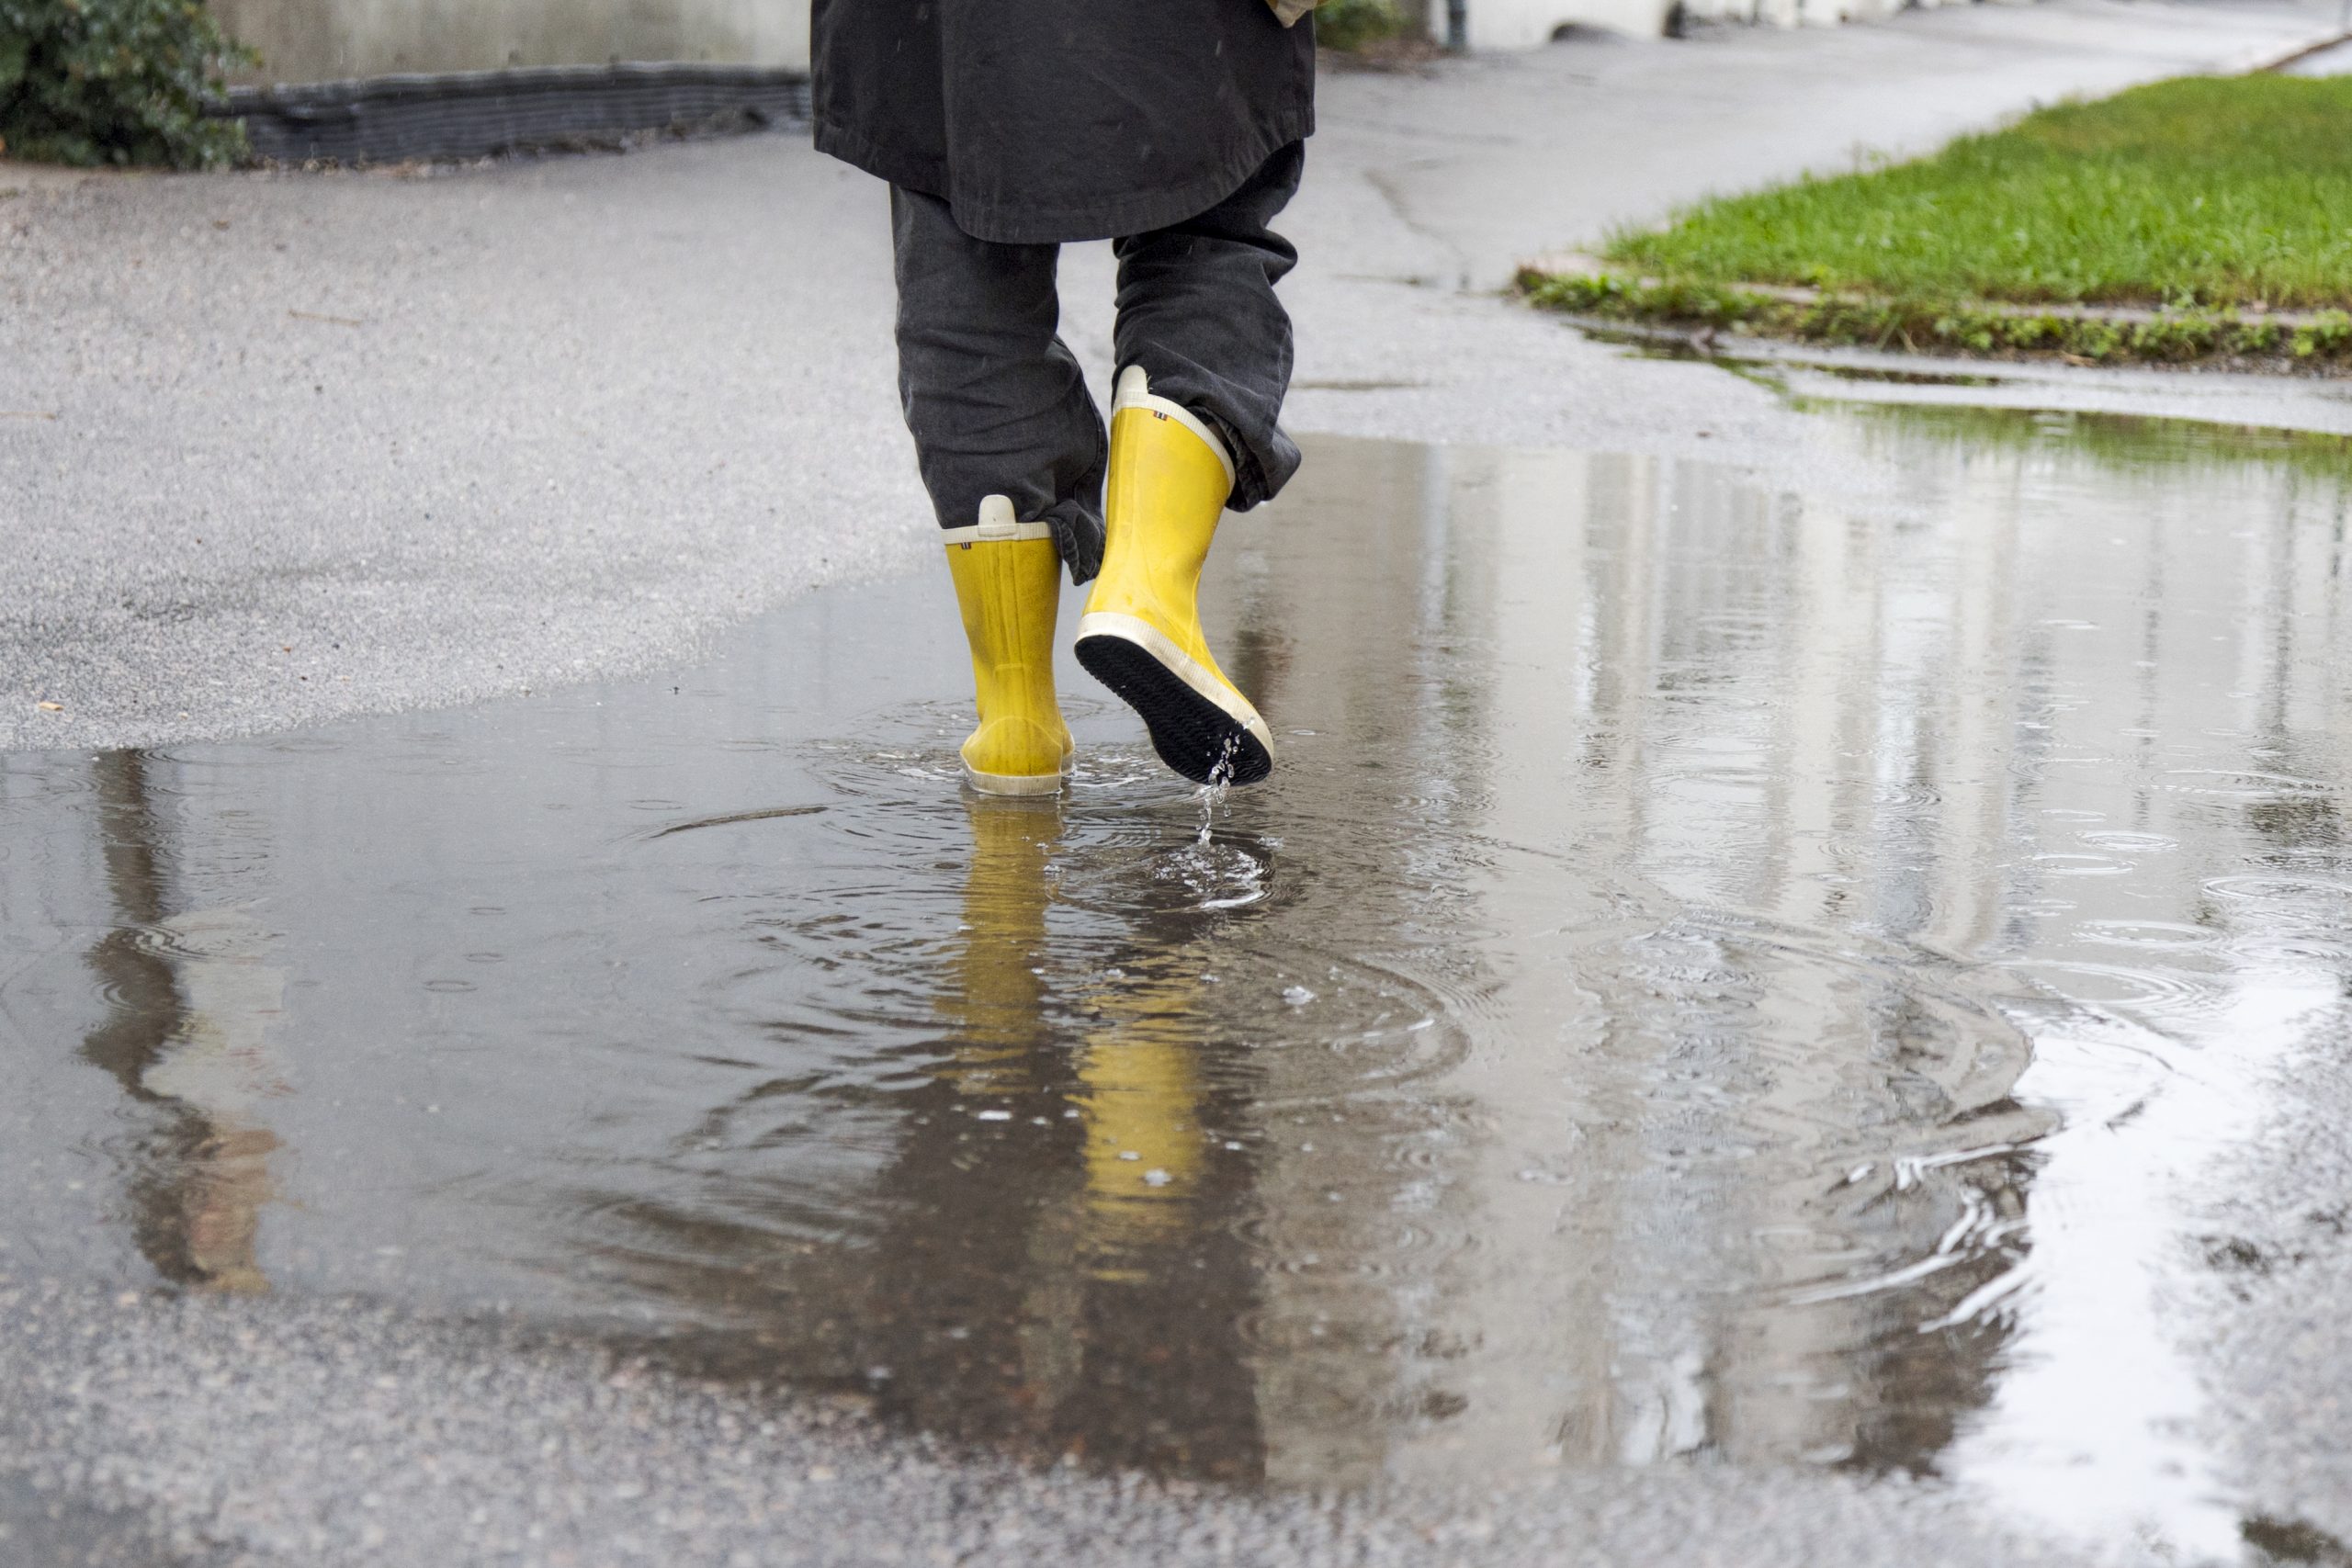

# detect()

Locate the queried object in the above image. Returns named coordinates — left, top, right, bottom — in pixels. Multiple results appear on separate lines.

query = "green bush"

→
left=1317, top=0, right=1408, bottom=51
left=0, top=0, right=253, bottom=168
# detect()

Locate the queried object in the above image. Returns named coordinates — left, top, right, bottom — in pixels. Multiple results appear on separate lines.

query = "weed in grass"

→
left=1937, top=313, right=1997, bottom=354
left=2131, top=314, right=2219, bottom=362
left=2292, top=312, right=2352, bottom=360
left=1998, top=316, right=2060, bottom=351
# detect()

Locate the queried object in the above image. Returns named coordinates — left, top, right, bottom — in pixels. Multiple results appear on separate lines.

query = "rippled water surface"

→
left=5, top=409, right=2349, bottom=1544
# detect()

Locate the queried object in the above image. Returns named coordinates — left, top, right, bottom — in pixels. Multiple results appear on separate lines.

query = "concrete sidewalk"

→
left=1316, top=0, right=2343, bottom=292
left=4, top=0, right=2345, bottom=753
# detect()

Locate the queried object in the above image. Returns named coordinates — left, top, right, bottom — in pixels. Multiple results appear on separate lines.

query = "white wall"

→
left=209, top=0, right=1962, bottom=86
left=1442, top=0, right=1937, bottom=46
left=1449, top=0, right=1672, bottom=49
left=210, top=0, right=812, bottom=85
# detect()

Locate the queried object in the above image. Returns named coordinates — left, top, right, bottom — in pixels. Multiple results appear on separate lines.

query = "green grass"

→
left=1601, top=75, right=2352, bottom=310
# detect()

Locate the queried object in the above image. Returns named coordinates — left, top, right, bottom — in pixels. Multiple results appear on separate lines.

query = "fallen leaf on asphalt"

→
left=37, top=701, right=62, bottom=711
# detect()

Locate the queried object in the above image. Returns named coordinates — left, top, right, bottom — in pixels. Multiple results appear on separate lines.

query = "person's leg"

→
left=1108, top=141, right=1305, bottom=513
left=892, top=186, right=1102, bottom=794
left=891, top=186, right=1108, bottom=580
left=1074, top=144, right=1306, bottom=789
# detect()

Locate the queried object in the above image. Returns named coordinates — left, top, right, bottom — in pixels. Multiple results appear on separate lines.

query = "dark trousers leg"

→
left=891, top=186, right=1108, bottom=580
left=1113, top=141, right=1306, bottom=513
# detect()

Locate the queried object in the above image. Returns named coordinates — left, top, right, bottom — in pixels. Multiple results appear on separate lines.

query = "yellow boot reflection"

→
left=1075, top=960, right=1208, bottom=1280
left=920, top=795, right=1088, bottom=1430
left=891, top=799, right=1260, bottom=1477
left=934, top=798, right=1215, bottom=1320
left=941, top=794, right=1213, bottom=1247
left=937, top=795, right=1062, bottom=1100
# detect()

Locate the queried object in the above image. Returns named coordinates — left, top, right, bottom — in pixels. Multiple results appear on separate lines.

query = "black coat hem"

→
left=814, top=118, right=951, bottom=214
left=817, top=108, right=1316, bottom=246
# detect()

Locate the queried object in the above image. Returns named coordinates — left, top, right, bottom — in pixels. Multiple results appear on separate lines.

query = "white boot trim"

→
left=941, top=519, right=1057, bottom=547
left=1112, top=366, right=1236, bottom=493
left=1075, top=611, right=1275, bottom=756
left=964, top=760, right=1070, bottom=796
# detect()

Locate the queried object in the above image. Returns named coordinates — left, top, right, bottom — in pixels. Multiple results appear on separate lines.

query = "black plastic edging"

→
left=208, top=62, right=811, bottom=164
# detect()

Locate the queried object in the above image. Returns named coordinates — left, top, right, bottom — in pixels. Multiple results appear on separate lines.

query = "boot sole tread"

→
left=1075, top=635, right=1273, bottom=787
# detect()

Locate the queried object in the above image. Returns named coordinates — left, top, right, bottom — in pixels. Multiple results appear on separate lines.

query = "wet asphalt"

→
left=10, top=3, right=2352, bottom=1565
left=0, top=1279, right=2120, bottom=1568
left=6, top=0, right=2349, bottom=756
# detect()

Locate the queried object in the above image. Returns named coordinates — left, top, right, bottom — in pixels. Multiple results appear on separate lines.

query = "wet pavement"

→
left=7, top=403, right=2351, bottom=1560
left=15, top=0, right=2351, bottom=756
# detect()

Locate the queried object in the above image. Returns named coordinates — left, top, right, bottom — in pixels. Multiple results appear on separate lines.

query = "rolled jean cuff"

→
left=1193, top=402, right=1296, bottom=513
left=1042, top=495, right=1106, bottom=585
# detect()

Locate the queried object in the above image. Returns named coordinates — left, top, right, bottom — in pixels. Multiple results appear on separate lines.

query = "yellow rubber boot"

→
left=944, top=495, right=1073, bottom=795
left=1075, top=367, right=1274, bottom=787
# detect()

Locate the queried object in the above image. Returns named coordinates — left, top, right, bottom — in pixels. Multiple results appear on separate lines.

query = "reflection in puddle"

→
left=72, top=753, right=287, bottom=1295
left=2, top=409, right=2348, bottom=1551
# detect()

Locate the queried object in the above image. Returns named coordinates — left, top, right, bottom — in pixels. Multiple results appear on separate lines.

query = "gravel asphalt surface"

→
left=0, top=1280, right=2124, bottom=1568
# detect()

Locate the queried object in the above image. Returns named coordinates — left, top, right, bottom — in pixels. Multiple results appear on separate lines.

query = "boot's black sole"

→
left=1076, top=634, right=1272, bottom=787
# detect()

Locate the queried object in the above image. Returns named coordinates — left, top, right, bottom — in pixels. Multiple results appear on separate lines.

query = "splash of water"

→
left=1195, top=734, right=1242, bottom=845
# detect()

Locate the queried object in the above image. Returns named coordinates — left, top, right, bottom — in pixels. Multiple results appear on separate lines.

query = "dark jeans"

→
left=890, top=141, right=1305, bottom=582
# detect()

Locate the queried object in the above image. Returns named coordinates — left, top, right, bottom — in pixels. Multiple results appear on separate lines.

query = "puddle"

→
left=1292, top=378, right=1430, bottom=392
left=4, top=412, right=2349, bottom=1537
left=1607, top=330, right=2011, bottom=392
left=1775, top=361, right=2010, bottom=389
